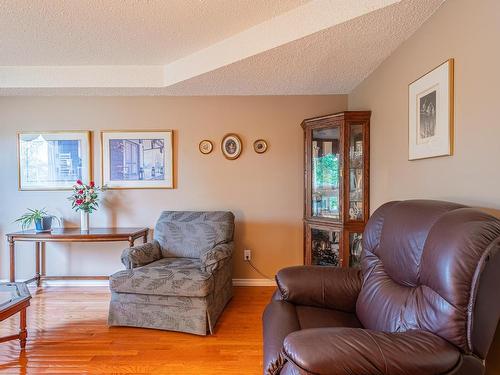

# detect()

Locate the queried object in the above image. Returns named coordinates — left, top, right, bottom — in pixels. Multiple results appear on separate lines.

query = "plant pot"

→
left=34, top=216, right=53, bottom=233
left=80, top=211, right=89, bottom=232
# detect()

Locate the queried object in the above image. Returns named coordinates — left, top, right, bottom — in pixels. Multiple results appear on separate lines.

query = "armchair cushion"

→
left=263, top=301, right=362, bottom=374
left=110, top=258, right=213, bottom=298
left=121, top=241, right=161, bottom=269
left=276, top=266, right=362, bottom=313
left=283, top=328, right=460, bottom=375
left=200, top=242, right=233, bottom=273
left=154, top=211, right=234, bottom=258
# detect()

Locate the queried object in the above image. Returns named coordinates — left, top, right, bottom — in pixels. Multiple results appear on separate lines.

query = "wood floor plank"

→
left=0, top=286, right=274, bottom=374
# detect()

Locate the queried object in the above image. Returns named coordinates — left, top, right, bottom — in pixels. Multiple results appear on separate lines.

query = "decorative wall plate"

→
left=199, top=140, right=213, bottom=154
left=221, top=134, right=242, bottom=160
left=253, top=139, right=268, bottom=154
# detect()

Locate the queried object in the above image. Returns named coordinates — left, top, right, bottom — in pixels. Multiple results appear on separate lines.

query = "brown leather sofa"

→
left=263, top=200, right=500, bottom=374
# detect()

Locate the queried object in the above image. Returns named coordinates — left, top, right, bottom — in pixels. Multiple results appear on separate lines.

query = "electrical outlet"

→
left=244, top=249, right=251, bottom=261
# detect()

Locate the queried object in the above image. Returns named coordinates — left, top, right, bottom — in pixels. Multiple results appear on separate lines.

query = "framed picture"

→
left=17, top=131, right=92, bottom=191
left=101, top=130, right=173, bottom=189
left=408, top=58, right=454, bottom=160
left=199, top=140, right=213, bottom=154
left=221, top=134, right=242, bottom=160
left=253, top=139, right=268, bottom=154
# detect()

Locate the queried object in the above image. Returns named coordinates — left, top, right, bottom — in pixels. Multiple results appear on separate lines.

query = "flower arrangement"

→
left=68, top=180, right=100, bottom=213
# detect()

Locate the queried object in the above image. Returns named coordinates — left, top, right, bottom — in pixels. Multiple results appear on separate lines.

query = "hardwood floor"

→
left=0, top=286, right=275, bottom=374
left=3, top=285, right=499, bottom=374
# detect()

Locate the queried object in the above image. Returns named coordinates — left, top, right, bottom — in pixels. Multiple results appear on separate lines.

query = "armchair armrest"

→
left=282, top=328, right=460, bottom=375
left=121, top=241, right=161, bottom=269
left=275, top=266, right=361, bottom=312
left=200, top=242, right=233, bottom=273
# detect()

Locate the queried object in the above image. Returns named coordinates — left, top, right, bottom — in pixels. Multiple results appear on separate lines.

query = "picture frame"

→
left=199, top=140, right=213, bottom=155
left=408, top=58, right=454, bottom=160
left=221, top=134, right=242, bottom=160
left=17, top=131, right=92, bottom=191
left=101, top=130, right=173, bottom=189
left=253, top=139, right=268, bottom=154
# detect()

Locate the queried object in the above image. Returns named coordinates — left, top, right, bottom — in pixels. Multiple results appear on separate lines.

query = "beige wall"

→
left=0, top=95, right=346, bottom=281
left=349, top=0, right=500, bottom=214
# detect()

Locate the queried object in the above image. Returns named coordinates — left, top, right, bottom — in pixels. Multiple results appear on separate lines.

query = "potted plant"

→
left=68, top=180, right=101, bottom=232
left=15, top=208, right=60, bottom=232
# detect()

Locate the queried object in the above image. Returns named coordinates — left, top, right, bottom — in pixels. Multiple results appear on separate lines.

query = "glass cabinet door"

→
left=311, top=227, right=341, bottom=266
left=349, top=232, right=363, bottom=268
left=348, top=124, right=364, bottom=221
left=311, top=127, right=341, bottom=220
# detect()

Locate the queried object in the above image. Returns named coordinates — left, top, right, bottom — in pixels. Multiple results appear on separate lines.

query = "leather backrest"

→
left=154, top=211, right=234, bottom=258
left=357, top=200, right=500, bottom=358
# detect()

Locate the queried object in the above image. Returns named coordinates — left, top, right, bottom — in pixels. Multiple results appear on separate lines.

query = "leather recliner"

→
left=263, top=200, right=500, bottom=374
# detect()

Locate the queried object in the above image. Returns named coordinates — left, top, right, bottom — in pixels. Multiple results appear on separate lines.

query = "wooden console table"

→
left=6, top=227, right=149, bottom=286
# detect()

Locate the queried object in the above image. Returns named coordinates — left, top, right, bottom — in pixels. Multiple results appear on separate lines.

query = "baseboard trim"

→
left=232, top=278, right=276, bottom=287
left=1, top=278, right=276, bottom=287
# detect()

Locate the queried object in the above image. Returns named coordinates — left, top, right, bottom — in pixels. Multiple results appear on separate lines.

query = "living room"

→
left=1, top=0, right=499, bottom=374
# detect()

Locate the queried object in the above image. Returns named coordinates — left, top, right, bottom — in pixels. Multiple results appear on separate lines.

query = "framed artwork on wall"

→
left=221, top=133, right=242, bottom=160
left=408, top=58, right=454, bottom=160
left=101, top=130, right=173, bottom=189
left=199, top=140, right=213, bottom=154
left=253, top=139, right=268, bottom=154
left=17, top=131, right=92, bottom=191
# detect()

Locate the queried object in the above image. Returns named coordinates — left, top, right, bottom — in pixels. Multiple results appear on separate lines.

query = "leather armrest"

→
left=275, top=266, right=361, bottom=312
left=120, top=241, right=161, bottom=269
left=200, top=242, right=233, bottom=273
left=283, top=328, right=460, bottom=375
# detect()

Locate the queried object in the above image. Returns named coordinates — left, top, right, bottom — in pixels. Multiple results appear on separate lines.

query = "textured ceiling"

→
left=0, top=0, right=309, bottom=65
left=163, top=0, right=444, bottom=95
left=0, top=0, right=444, bottom=95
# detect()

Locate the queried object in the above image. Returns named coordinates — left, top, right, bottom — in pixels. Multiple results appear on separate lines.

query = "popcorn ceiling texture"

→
left=0, top=0, right=444, bottom=95
left=163, top=0, right=444, bottom=95
left=0, top=0, right=309, bottom=65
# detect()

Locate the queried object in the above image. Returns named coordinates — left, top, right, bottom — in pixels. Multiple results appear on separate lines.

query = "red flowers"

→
left=69, top=180, right=100, bottom=213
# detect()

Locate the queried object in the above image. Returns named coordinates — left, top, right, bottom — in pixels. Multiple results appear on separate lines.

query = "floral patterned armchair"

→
left=108, top=211, right=234, bottom=335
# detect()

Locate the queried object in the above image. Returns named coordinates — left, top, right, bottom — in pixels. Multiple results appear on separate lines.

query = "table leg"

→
left=9, top=238, right=15, bottom=282
left=35, top=242, right=41, bottom=287
left=41, top=242, right=46, bottom=278
left=19, top=308, right=27, bottom=349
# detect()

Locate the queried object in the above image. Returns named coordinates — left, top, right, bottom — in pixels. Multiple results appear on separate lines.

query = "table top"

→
left=6, top=227, right=149, bottom=240
left=0, top=282, right=31, bottom=312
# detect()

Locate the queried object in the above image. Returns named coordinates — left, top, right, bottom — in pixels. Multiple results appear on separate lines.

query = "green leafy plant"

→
left=15, top=208, right=60, bottom=230
left=314, top=154, right=339, bottom=187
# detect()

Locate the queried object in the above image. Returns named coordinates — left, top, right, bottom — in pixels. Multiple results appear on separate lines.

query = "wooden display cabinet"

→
left=301, top=111, right=370, bottom=267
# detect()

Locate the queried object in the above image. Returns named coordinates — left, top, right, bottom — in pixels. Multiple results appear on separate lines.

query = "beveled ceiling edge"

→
left=0, top=0, right=400, bottom=89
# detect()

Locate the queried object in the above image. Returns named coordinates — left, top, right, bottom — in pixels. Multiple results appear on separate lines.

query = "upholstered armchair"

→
left=109, top=211, right=235, bottom=335
left=263, top=200, right=500, bottom=374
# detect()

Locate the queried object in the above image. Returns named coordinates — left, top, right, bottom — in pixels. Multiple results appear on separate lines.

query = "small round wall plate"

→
left=221, top=134, right=242, bottom=160
left=199, top=140, right=213, bottom=154
left=253, top=139, right=268, bottom=154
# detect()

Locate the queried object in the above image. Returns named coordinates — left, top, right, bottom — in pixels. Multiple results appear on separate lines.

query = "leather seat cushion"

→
left=296, top=305, right=362, bottom=330
left=263, top=300, right=362, bottom=373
